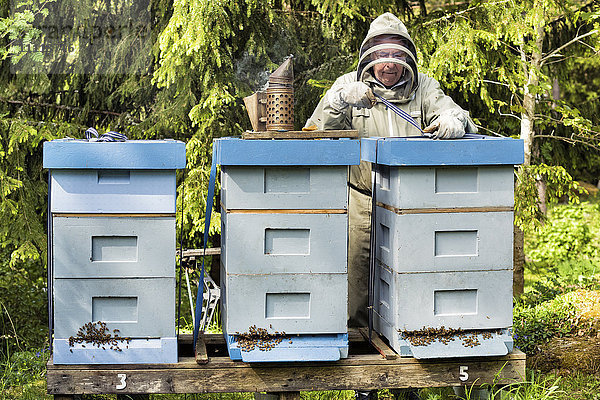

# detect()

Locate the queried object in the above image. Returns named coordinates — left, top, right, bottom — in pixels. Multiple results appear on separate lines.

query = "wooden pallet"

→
left=241, top=130, right=359, bottom=140
left=47, top=329, right=525, bottom=399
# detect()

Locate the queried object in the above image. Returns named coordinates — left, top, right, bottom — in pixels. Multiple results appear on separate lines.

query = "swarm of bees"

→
left=399, top=326, right=501, bottom=348
left=68, top=321, right=131, bottom=352
left=234, top=324, right=292, bottom=352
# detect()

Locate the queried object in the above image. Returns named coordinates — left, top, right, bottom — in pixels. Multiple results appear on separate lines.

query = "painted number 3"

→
left=116, top=373, right=127, bottom=390
left=459, top=366, right=469, bottom=382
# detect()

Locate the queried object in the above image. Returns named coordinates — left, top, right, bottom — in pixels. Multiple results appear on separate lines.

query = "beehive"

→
left=362, top=134, right=524, bottom=358
left=216, top=138, right=360, bottom=362
left=44, top=139, right=186, bottom=364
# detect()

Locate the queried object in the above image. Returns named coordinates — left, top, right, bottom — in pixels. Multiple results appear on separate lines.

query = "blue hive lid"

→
left=361, top=134, right=524, bottom=166
left=215, top=137, right=361, bottom=166
left=43, top=139, right=186, bottom=169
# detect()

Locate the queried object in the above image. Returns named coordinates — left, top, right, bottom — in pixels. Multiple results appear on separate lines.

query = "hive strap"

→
left=193, top=140, right=218, bottom=349
left=368, top=138, right=380, bottom=343
left=84, top=127, right=128, bottom=142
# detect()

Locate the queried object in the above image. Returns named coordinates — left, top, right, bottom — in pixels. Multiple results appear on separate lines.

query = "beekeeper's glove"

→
left=425, top=109, right=469, bottom=139
left=327, top=82, right=377, bottom=111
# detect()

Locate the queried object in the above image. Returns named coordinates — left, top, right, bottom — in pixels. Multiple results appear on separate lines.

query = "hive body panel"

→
left=50, top=169, right=176, bottom=213
left=222, top=272, right=347, bottom=334
left=53, top=216, right=175, bottom=278
left=375, top=166, right=514, bottom=209
left=374, top=264, right=513, bottom=331
left=222, top=166, right=348, bottom=210
left=53, top=278, right=176, bottom=338
left=221, top=211, right=347, bottom=274
left=374, top=207, right=514, bottom=272
left=52, top=337, right=177, bottom=364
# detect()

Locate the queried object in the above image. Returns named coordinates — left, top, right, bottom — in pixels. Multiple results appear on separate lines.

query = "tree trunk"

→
left=536, top=178, right=547, bottom=215
left=519, top=18, right=545, bottom=166
left=516, top=17, right=546, bottom=295
left=513, top=224, right=525, bottom=296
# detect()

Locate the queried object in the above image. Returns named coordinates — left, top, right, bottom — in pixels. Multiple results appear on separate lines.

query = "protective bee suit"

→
left=305, top=13, right=477, bottom=327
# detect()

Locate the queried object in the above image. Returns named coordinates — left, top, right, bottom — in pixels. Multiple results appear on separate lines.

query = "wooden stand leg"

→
left=453, top=386, right=494, bottom=400
left=117, top=395, right=150, bottom=400
left=255, top=392, right=301, bottom=400
left=277, top=392, right=301, bottom=400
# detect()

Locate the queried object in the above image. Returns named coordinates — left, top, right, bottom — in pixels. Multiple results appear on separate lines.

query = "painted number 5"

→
left=459, top=366, right=469, bottom=382
left=116, top=373, right=127, bottom=390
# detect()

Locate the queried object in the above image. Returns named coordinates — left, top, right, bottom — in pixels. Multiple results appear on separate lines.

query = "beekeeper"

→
left=305, top=12, right=478, bottom=328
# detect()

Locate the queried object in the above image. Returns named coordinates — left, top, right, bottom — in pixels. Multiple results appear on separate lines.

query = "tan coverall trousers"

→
left=348, top=187, right=372, bottom=328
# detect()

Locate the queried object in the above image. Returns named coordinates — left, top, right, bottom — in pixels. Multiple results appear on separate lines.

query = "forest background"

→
left=1, top=0, right=600, bottom=397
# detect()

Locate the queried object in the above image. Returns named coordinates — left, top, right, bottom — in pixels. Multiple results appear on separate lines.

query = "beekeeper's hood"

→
left=357, top=13, right=418, bottom=101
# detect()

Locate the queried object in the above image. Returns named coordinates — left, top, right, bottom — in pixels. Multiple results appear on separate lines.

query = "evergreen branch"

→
left=498, top=40, right=521, bottom=55
left=0, top=0, right=54, bottom=58
left=540, top=29, right=599, bottom=65
left=0, top=98, right=140, bottom=121
left=481, top=79, right=510, bottom=87
left=537, top=114, right=600, bottom=136
left=533, top=134, right=600, bottom=150
left=422, top=0, right=511, bottom=26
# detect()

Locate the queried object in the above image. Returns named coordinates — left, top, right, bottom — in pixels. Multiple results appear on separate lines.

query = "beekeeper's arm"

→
left=419, top=74, right=478, bottom=139
left=305, top=76, right=375, bottom=130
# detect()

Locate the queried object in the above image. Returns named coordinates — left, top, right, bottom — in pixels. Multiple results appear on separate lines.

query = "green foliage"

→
left=0, top=348, right=49, bottom=392
left=153, top=394, right=254, bottom=400
left=412, top=0, right=600, bottom=169
left=492, top=370, right=563, bottom=400
left=513, top=293, right=577, bottom=355
left=0, top=0, right=55, bottom=64
left=516, top=199, right=600, bottom=355
left=0, top=119, right=60, bottom=358
left=514, top=164, right=587, bottom=231
left=526, top=202, right=599, bottom=264
left=518, top=276, right=569, bottom=306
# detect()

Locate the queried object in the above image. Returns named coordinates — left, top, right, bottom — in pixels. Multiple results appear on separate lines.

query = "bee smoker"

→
left=243, top=57, right=294, bottom=132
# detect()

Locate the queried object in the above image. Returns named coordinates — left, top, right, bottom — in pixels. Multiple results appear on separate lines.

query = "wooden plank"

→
left=48, top=349, right=525, bottom=370
left=375, top=203, right=514, bottom=215
left=223, top=208, right=347, bottom=215
left=52, top=213, right=176, bottom=218
left=242, top=130, right=358, bottom=140
left=195, top=333, right=209, bottom=365
left=358, top=328, right=397, bottom=360
left=178, top=248, right=221, bottom=257
left=46, top=352, right=525, bottom=394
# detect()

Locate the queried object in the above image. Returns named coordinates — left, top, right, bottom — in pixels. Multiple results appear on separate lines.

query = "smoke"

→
left=234, top=51, right=270, bottom=92
left=234, top=52, right=294, bottom=92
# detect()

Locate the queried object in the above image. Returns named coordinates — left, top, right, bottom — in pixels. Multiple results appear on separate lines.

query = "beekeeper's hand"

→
left=425, top=109, right=468, bottom=139
left=327, top=82, right=377, bottom=111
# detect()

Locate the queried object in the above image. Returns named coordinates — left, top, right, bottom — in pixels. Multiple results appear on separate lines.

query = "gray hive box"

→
left=215, top=138, right=360, bottom=362
left=362, top=134, right=524, bottom=359
left=44, top=139, right=186, bottom=364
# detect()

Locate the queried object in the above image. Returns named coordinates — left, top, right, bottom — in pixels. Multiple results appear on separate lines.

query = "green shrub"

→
left=526, top=203, right=600, bottom=265
left=513, top=294, right=577, bottom=355
left=0, top=348, right=49, bottom=395
left=517, top=277, right=568, bottom=307
left=553, top=259, right=600, bottom=287
left=0, top=255, right=48, bottom=360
